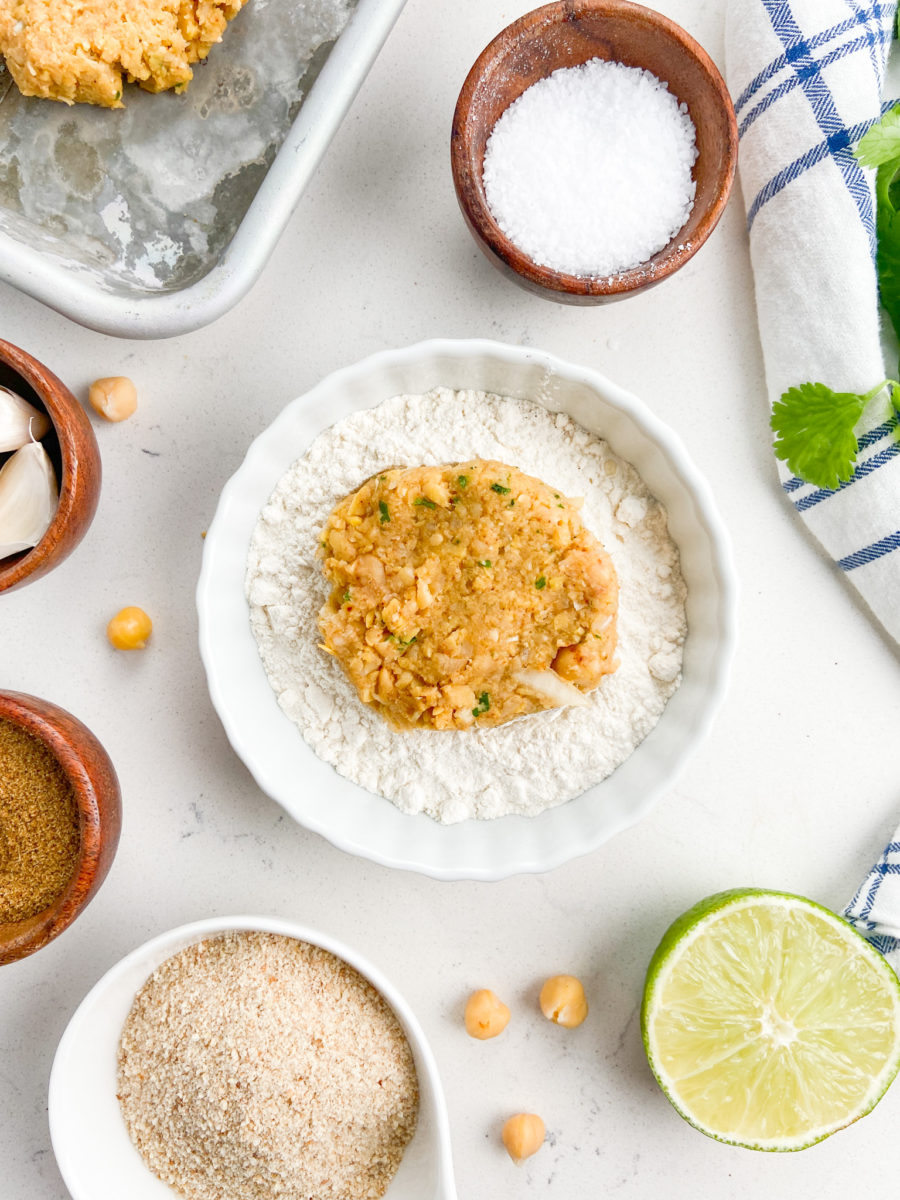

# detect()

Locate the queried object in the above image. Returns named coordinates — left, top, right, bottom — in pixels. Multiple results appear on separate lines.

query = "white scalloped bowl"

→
left=197, top=339, right=736, bottom=880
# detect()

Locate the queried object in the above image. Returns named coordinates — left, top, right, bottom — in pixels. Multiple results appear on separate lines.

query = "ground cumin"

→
left=0, top=717, right=80, bottom=924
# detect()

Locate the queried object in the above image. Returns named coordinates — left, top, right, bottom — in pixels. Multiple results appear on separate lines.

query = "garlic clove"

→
left=514, top=667, right=593, bottom=709
left=0, top=385, right=52, bottom=452
left=0, top=440, right=59, bottom=559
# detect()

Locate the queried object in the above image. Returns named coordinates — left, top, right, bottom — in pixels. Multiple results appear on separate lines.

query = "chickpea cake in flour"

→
left=318, top=459, right=620, bottom=731
left=246, top=389, right=687, bottom=823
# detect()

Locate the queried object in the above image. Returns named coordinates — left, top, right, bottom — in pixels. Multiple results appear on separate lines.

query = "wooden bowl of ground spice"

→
left=0, top=339, right=102, bottom=594
left=0, top=691, right=121, bottom=965
left=451, top=0, right=738, bottom=303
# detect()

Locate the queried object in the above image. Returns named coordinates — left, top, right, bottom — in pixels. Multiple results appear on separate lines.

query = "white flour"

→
left=246, top=389, right=687, bottom=823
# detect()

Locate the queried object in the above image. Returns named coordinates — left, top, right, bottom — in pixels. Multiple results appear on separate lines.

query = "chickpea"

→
left=464, top=989, right=510, bottom=1040
left=89, top=376, right=138, bottom=422
left=539, top=974, right=588, bottom=1028
left=107, top=606, right=153, bottom=650
left=353, top=555, right=386, bottom=586
left=501, top=1113, right=545, bottom=1164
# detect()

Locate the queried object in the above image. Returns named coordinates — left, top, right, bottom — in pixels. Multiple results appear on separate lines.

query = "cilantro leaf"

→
left=854, top=106, right=900, bottom=345
left=855, top=106, right=900, bottom=168
left=874, top=161, right=900, bottom=342
left=771, top=383, right=868, bottom=489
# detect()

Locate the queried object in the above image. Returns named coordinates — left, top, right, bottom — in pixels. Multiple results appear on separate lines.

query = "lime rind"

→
left=641, top=889, right=900, bottom=1152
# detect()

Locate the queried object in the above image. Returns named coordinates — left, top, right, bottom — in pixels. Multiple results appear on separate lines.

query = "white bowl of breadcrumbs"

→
left=49, top=915, right=456, bottom=1200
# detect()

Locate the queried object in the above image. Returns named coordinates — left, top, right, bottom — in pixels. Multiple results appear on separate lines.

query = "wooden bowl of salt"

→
left=0, top=691, right=121, bottom=966
left=451, top=0, right=738, bottom=302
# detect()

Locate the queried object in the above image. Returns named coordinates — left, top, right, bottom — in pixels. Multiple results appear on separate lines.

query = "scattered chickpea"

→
left=89, top=376, right=138, bottom=422
left=107, top=606, right=153, bottom=650
left=464, top=989, right=510, bottom=1040
left=539, top=974, right=588, bottom=1028
left=501, top=1113, right=545, bottom=1164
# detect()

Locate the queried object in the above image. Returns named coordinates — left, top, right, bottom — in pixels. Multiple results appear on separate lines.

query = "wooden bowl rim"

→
left=0, top=691, right=120, bottom=965
left=0, top=339, right=100, bottom=592
left=451, top=0, right=739, bottom=299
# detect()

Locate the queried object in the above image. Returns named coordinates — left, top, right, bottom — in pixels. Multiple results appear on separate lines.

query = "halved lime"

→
left=641, top=889, right=900, bottom=1151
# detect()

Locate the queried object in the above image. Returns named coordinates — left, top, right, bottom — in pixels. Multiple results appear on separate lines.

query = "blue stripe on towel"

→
left=841, top=0, right=883, bottom=75
left=738, top=30, right=893, bottom=138
left=838, top=529, right=900, bottom=569
left=793, top=440, right=900, bottom=511
left=781, top=412, right=899, bottom=494
left=733, top=7, right=894, bottom=113
left=747, top=117, right=878, bottom=231
left=859, top=411, right=900, bottom=449
left=757, top=1, right=877, bottom=256
left=845, top=842, right=900, bottom=957
left=869, top=933, right=900, bottom=954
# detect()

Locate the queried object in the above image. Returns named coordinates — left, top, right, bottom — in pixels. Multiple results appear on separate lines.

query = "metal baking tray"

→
left=0, top=0, right=406, bottom=339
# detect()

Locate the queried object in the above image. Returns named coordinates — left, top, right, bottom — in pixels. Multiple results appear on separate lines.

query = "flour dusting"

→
left=246, top=389, right=686, bottom=823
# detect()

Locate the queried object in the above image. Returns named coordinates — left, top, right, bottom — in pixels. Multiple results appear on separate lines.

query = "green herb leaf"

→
left=472, top=692, right=491, bottom=717
left=853, top=108, right=900, bottom=346
left=535, top=575, right=547, bottom=590
left=457, top=474, right=469, bottom=488
left=379, top=500, right=390, bottom=523
left=490, top=482, right=510, bottom=495
left=479, top=559, right=492, bottom=568
left=855, top=106, right=900, bottom=169
left=413, top=496, right=437, bottom=509
left=874, top=161, right=900, bottom=342
left=771, top=382, right=874, bottom=489
left=342, top=589, right=351, bottom=604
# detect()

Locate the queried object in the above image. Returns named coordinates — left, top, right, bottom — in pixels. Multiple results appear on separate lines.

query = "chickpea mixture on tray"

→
left=318, top=459, right=619, bottom=731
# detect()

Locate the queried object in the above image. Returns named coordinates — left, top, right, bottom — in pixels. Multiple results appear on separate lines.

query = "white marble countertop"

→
left=2, top=1, right=900, bottom=1196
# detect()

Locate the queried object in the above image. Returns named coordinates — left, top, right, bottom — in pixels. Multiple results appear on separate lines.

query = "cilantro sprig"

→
left=771, top=107, right=900, bottom=486
left=771, top=380, right=897, bottom=489
left=854, top=107, right=900, bottom=170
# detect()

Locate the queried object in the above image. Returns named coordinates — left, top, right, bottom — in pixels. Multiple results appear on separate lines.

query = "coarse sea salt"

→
left=482, top=58, right=698, bottom=277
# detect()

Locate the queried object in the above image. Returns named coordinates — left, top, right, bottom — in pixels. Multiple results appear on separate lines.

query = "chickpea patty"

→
left=0, top=0, right=246, bottom=108
left=318, top=460, right=618, bottom=731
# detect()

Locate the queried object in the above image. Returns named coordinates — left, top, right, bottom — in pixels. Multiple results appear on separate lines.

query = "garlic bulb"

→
left=0, top=385, right=51, bottom=452
left=0, top=440, right=59, bottom=558
left=514, top=668, right=592, bottom=709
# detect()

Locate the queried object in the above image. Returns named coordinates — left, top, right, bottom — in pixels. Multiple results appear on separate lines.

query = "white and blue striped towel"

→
left=846, top=833, right=900, bottom=972
left=725, top=0, right=900, bottom=645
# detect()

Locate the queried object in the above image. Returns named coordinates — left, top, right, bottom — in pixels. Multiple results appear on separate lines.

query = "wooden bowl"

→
left=451, top=0, right=738, bottom=303
left=0, top=340, right=101, bottom=593
left=0, top=691, right=121, bottom=966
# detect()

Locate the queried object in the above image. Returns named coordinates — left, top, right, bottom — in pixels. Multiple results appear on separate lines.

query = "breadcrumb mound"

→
left=0, top=0, right=247, bottom=108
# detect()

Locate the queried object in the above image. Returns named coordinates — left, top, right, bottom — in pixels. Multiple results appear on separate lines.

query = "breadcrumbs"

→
left=0, top=717, right=79, bottom=925
left=117, top=931, right=419, bottom=1200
